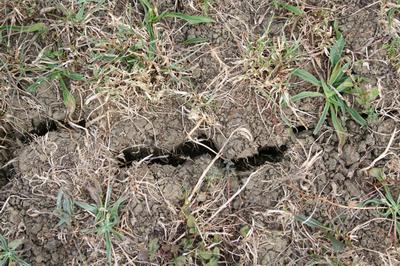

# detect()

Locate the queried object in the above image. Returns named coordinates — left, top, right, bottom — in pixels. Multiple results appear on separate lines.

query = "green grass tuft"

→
left=138, top=0, right=214, bottom=58
left=75, top=185, right=127, bottom=265
left=0, top=234, right=30, bottom=266
left=290, top=28, right=367, bottom=150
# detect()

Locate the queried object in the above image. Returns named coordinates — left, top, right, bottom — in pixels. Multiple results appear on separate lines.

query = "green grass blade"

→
left=396, top=222, right=400, bottom=239
left=294, top=214, right=331, bottom=231
left=148, top=238, right=160, bottom=260
left=138, top=0, right=157, bottom=59
left=388, top=8, right=396, bottom=28
left=138, top=0, right=151, bottom=11
left=56, top=190, right=63, bottom=209
left=291, top=91, right=323, bottom=102
left=313, top=102, right=329, bottom=134
left=333, top=20, right=342, bottom=39
left=75, top=201, right=98, bottom=215
left=275, top=1, right=304, bottom=15
left=321, top=80, right=337, bottom=100
left=336, top=78, right=353, bottom=92
left=13, top=257, right=30, bottom=266
left=0, top=22, right=47, bottom=33
left=383, top=188, right=397, bottom=206
left=159, top=12, right=215, bottom=24
left=59, top=79, right=76, bottom=115
left=334, top=96, right=346, bottom=115
left=329, top=62, right=349, bottom=86
left=292, top=69, right=321, bottom=87
left=111, top=196, right=127, bottom=211
left=75, top=7, right=86, bottom=22
left=344, top=105, right=367, bottom=126
left=329, top=34, right=345, bottom=68
left=0, top=234, right=8, bottom=248
left=363, top=198, right=384, bottom=207
left=27, top=77, right=48, bottom=93
left=105, top=233, right=112, bottom=265
left=64, top=72, right=85, bottom=81
left=330, top=105, right=346, bottom=149
left=327, top=234, right=346, bottom=252
left=183, top=37, right=208, bottom=45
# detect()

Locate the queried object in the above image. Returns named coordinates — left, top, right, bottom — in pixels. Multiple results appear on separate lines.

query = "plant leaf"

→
left=64, top=72, right=85, bottom=81
left=292, top=69, right=321, bottom=87
left=175, top=256, right=187, bottom=266
left=0, top=234, right=8, bottom=248
left=0, top=22, right=47, bottom=33
left=138, top=0, right=151, bottom=11
left=104, top=232, right=112, bottom=264
left=321, top=79, right=335, bottom=99
left=294, top=214, right=331, bottom=231
left=336, top=78, right=353, bottom=92
left=75, top=7, right=85, bottom=22
left=59, top=78, right=76, bottom=115
left=62, top=88, right=76, bottom=115
left=313, top=102, right=329, bottom=134
left=26, top=77, right=48, bottom=93
left=330, top=34, right=345, bottom=68
left=183, top=37, right=208, bottom=45
left=369, top=168, right=385, bottom=179
left=8, top=239, right=24, bottom=250
left=291, top=91, right=323, bottom=102
left=388, top=8, right=396, bottom=28
left=367, top=87, right=380, bottom=102
left=327, top=234, right=346, bottom=252
left=240, top=225, right=250, bottom=238
left=75, top=201, right=98, bottom=215
left=198, top=248, right=212, bottom=260
left=329, top=62, right=349, bottom=86
left=160, top=12, right=215, bottom=24
left=14, top=256, right=31, bottom=266
left=330, top=105, right=346, bottom=150
left=344, top=105, right=367, bottom=126
left=275, top=1, right=304, bottom=15
left=148, top=238, right=159, bottom=260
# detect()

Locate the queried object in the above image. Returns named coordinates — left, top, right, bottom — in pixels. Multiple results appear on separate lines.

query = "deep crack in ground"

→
left=119, top=137, right=287, bottom=171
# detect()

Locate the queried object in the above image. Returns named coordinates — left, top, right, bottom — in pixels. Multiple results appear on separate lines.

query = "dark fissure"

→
left=119, top=137, right=287, bottom=171
left=20, top=119, right=86, bottom=143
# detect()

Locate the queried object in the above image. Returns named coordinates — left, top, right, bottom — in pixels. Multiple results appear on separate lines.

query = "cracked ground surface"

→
left=1, top=0, right=400, bottom=265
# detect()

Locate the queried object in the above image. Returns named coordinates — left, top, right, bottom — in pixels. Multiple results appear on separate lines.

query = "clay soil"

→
left=1, top=0, right=400, bottom=265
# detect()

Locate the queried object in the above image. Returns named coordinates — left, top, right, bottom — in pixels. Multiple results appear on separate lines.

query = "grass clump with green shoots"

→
left=290, top=27, right=367, bottom=150
left=364, top=168, right=400, bottom=243
left=273, top=0, right=305, bottom=16
left=75, top=185, right=127, bottom=265
left=147, top=203, right=223, bottom=265
left=384, top=36, right=400, bottom=72
left=138, top=0, right=214, bottom=58
left=172, top=212, right=221, bottom=266
left=387, top=0, right=400, bottom=29
left=0, top=22, right=46, bottom=34
left=54, top=190, right=75, bottom=228
left=0, top=234, right=29, bottom=266
left=294, top=214, right=348, bottom=253
left=26, top=49, right=84, bottom=117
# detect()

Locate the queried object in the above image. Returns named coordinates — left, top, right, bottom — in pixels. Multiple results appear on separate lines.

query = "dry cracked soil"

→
left=1, top=0, right=400, bottom=265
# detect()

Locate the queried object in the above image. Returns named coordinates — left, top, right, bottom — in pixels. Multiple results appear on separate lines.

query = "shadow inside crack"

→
left=232, top=145, right=287, bottom=171
left=20, top=119, right=86, bottom=143
left=120, top=136, right=218, bottom=167
left=119, top=137, right=287, bottom=171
